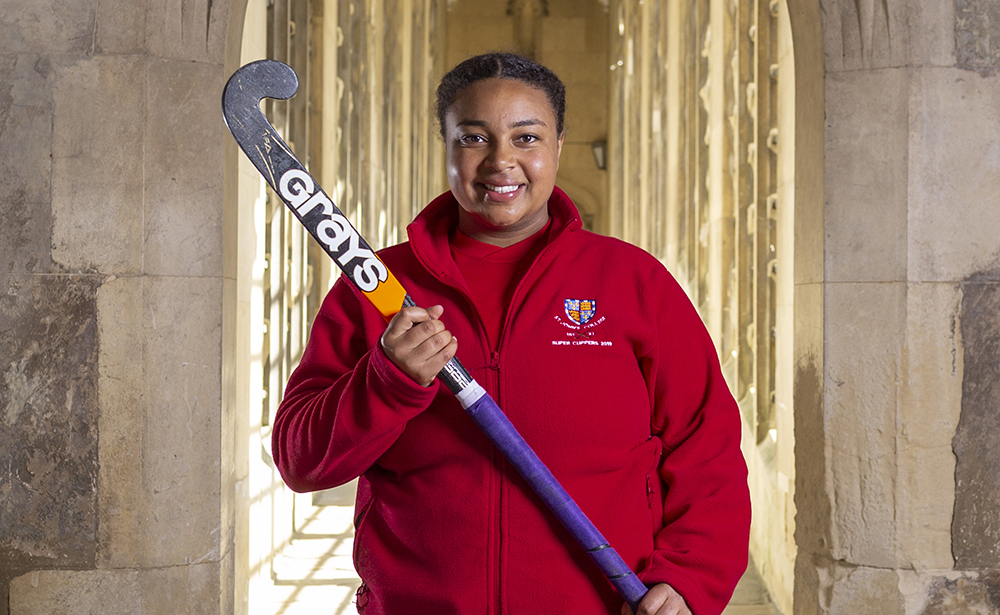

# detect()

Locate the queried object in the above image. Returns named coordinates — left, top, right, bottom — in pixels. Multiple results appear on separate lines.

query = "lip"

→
left=479, top=182, right=525, bottom=203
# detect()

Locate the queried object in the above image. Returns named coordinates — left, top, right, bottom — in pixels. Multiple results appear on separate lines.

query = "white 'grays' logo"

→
left=278, top=169, right=388, bottom=292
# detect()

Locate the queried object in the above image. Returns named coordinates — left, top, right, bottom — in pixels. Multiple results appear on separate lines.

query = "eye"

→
left=515, top=134, right=540, bottom=144
left=458, top=133, right=486, bottom=145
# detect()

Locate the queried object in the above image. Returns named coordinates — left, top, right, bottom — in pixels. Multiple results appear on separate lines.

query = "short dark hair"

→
left=435, top=52, right=567, bottom=138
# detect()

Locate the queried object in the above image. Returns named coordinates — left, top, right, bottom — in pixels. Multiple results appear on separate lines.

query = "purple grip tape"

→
left=464, top=391, right=648, bottom=610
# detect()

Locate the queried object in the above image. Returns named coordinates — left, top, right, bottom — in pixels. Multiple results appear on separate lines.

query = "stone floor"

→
left=722, top=565, right=781, bottom=615
left=252, top=489, right=779, bottom=615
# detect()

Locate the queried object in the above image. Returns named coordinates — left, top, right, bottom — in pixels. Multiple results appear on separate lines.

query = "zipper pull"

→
left=489, top=351, right=501, bottom=370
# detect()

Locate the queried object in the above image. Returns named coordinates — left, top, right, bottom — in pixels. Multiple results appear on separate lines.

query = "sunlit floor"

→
left=253, top=494, right=362, bottom=615
left=253, top=493, right=778, bottom=615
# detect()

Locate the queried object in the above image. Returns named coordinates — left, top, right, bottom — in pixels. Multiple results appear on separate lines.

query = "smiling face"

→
left=444, top=78, right=565, bottom=247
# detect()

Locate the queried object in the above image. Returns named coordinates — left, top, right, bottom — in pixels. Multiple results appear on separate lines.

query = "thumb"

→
left=425, top=304, right=444, bottom=320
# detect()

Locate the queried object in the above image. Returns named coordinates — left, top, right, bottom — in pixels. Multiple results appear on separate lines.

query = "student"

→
left=272, top=52, right=750, bottom=615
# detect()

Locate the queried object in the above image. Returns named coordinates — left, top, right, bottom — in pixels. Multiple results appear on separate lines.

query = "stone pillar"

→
left=802, top=0, right=1000, bottom=613
left=0, top=0, right=250, bottom=613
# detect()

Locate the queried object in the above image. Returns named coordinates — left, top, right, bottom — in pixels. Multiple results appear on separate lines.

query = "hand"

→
left=621, top=583, right=692, bottom=615
left=380, top=305, right=458, bottom=387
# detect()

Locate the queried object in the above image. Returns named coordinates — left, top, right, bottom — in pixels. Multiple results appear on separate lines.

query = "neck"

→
left=457, top=211, right=550, bottom=248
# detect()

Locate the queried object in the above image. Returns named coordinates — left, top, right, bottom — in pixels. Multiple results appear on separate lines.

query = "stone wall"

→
left=800, top=0, right=1000, bottom=613
left=0, top=0, right=250, bottom=613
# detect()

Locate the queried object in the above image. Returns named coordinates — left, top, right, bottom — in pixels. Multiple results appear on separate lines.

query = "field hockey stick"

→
left=222, top=59, right=649, bottom=611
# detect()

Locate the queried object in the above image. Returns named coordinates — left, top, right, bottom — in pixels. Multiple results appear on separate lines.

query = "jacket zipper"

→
left=494, top=232, right=564, bottom=352
left=417, top=220, right=577, bottom=615
left=487, top=349, right=504, bottom=615
left=488, top=233, right=565, bottom=615
left=438, top=272, right=502, bottom=615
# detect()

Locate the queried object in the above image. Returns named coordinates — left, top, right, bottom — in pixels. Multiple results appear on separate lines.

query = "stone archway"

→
left=601, top=2, right=825, bottom=609
left=224, top=2, right=829, bottom=614
left=782, top=2, right=824, bottom=614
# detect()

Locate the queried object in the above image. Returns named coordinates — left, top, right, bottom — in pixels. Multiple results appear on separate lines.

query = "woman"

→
left=272, top=52, right=750, bottom=615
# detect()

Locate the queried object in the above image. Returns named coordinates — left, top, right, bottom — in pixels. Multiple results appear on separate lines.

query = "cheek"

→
left=525, top=152, right=559, bottom=182
left=448, top=151, right=479, bottom=180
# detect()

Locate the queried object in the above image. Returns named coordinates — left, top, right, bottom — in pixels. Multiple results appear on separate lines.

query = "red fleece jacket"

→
left=272, top=188, right=750, bottom=615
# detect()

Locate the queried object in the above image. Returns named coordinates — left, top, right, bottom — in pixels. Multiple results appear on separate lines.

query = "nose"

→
left=484, top=140, right=515, bottom=171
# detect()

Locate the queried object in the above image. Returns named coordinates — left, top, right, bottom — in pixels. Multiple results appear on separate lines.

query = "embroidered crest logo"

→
left=552, top=298, right=611, bottom=347
left=564, top=299, right=596, bottom=325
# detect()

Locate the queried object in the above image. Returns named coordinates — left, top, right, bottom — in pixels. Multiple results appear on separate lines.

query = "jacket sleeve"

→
left=637, top=271, right=751, bottom=615
left=271, top=277, right=439, bottom=493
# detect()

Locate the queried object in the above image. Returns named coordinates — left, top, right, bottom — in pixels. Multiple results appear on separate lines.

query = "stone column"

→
left=803, top=0, right=1000, bottom=613
left=1, top=0, right=250, bottom=613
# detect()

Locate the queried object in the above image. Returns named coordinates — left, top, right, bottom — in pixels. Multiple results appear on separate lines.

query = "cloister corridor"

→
left=6, top=0, right=1000, bottom=614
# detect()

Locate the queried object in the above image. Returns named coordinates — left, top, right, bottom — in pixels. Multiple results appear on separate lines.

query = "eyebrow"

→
left=457, top=118, right=548, bottom=129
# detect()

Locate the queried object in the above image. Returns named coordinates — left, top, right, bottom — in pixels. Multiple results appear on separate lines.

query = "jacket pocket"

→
left=646, top=441, right=664, bottom=536
left=352, top=494, right=373, bottom=581
left=646, top=473, right=657, bottom=535
left=355, top=583, right=369, bottom=612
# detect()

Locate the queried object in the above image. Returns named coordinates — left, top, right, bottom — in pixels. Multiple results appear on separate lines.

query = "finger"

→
left=650, top=587, right=691, bottom=615
left=663, top=592, right=692, bottom=615
left=383, top=306, right=437, bottom=339
left=382, top=310, right=446, bottom=359
left=404, top=334, right=458, bottom=387
left=389, top=316, right=447, bottom=361
left=424, top=335, right=458, bottom=373
left=632, top=584, right=670, bottom=615
left=379, top=306, right=455, bottom=386
left=408, top=325, right=455, bottom=362
left=425, top=304, right=444, bottom=320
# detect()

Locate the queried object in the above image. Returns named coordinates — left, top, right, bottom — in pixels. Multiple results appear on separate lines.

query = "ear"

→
left=555, top=131, right=566, bottom=166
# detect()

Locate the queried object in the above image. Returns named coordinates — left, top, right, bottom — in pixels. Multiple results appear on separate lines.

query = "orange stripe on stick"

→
left=362, top=267, right=408, bottom=322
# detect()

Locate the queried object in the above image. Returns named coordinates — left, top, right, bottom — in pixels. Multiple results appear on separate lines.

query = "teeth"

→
left=485, top=184, right=519, bottom=194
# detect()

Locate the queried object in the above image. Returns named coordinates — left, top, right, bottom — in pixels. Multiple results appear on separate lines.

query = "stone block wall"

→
left=0, top=0, right=250, bottom=613
left=799, top=0, right=1000, bottom=613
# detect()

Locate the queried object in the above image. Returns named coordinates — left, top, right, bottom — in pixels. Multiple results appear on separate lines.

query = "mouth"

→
left=480, top=182, right=524, bottom=201
left=484, top=183, right=520, bottom=194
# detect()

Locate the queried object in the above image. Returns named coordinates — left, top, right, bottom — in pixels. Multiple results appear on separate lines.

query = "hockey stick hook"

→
left=222, top=60, right=300, bottom=185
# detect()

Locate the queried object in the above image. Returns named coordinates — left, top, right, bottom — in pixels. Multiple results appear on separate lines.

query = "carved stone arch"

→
left=226, top=2, right=452, bottom=612
left=603, top=1, right=825, bottom=612
left=780, top=0, right=826, bottom=613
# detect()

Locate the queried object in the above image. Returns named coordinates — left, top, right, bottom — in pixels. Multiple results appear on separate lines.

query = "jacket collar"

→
left=406, top=186, right=582, bottom=288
